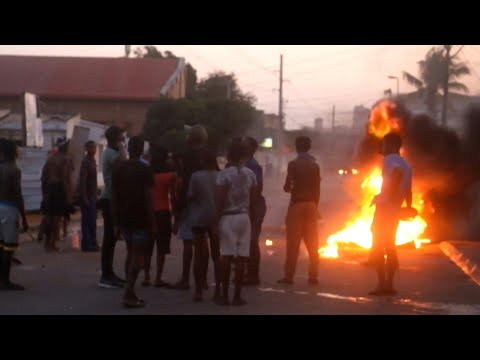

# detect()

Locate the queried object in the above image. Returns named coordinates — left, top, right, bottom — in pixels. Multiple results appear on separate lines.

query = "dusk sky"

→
left=1, top=45, right=479, bottom=129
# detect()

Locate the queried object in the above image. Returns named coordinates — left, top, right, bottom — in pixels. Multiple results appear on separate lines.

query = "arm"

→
left=13, top=169, right=28, bottom=231
left=216, top=185, right=228, bottom=221
left=313, top=164, right=321, bottom=208
left=283, top=162, right=293, bottom=193
left=80, top=160, right=89, bottom=206
left=169, top=173, right=178, bottom=215
left=187, top=174, right=196, bottom=202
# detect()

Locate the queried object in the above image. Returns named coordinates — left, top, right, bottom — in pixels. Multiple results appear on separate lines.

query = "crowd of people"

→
left=0, top=124, right=412, bottom=308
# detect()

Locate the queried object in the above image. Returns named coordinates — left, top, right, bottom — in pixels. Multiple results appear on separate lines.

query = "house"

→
left=0, top=55, right=186, bottom=135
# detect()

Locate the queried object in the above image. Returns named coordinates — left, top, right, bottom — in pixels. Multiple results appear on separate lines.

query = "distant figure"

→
left=243, top=137, right=267, bottom=286
left=98, top=126, right=127, bottom=288
left=112, top=136, right=155, bottom=308
left=369, top=133, right=412, bottom=296
left=144, top=144, right=177, bottom=288
left=189, top=150, right=221, bottom=302
left=41, top=137, right=73, bottom=252
left=173, top=125, right=208, bottom=290
left=0, top=139, right=29, bottom=290
left=216, top=140, right=257, bottom=306
left=79, top=141, right=99, bottom=252
left=278, top=136, right=321, bottom=285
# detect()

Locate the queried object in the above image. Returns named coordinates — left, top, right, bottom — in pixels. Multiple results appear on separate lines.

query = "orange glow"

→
left=351, top=169, right=359, bottom=175
left=319, top=167, right=430, bottom=258
left=367, top=99, right=401, bottom=139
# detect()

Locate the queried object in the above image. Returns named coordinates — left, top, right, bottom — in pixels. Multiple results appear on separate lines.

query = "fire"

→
left=368, top=99, right=402, bottom=139
left=265, top=239, right=273, bottom=247
left=319, top=168, right=430, bottom=258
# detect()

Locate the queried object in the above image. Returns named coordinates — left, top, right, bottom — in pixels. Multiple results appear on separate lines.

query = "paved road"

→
left=3, top=173, right=480, bottom=315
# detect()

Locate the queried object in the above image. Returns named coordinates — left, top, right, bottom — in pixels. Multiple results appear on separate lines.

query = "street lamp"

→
left=388, top=76, right=399, bottom=96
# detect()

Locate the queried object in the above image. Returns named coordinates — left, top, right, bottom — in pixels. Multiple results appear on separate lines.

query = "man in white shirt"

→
left=370, top=132, right=412, bottom=296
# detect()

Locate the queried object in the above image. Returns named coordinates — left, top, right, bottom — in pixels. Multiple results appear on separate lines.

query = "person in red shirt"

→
left=143, top=145, right=177, bottom=288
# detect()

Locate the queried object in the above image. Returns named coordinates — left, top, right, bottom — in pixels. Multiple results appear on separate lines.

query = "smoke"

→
left=355, top=99, right=480, bottom=241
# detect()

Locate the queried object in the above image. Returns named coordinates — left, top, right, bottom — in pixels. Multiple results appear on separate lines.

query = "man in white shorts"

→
left=216, top=140, right=257, bottom=306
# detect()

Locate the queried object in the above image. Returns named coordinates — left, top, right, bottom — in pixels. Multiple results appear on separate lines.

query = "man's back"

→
left=217, top=166, right=257, bottom=215
left=113, top=159, right=154, bottom=230
left=43, top=153, right=70, bottom=184
left=189, top=170, right=218, bottom=227
left=284, top=154, right=321, bottom=205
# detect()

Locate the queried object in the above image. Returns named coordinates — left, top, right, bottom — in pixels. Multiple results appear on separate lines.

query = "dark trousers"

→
left=81, top=201, right=97, bottom=250
left=284, top=201, right=319, bottom=280
left=101, top=199, right=116, bottom=277
left=247, top=199, right=267, bottom=281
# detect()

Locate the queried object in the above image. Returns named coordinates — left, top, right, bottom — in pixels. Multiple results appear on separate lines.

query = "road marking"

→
left=440, top=242, right=480, bottom=287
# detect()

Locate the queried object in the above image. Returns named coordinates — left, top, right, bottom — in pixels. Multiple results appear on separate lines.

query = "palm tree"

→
left=402, top=46, right=470, bottom=123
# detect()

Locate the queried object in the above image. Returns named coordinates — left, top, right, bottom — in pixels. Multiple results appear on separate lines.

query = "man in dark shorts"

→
left=0, top=139, right=29, bottom=290
left=112, top=136, right=155, bottom=308
left=41, top=137, right=73, bottom=252
left=144, top=144, right=177, bottom=288
left=189, top=150, right=221, bottom=302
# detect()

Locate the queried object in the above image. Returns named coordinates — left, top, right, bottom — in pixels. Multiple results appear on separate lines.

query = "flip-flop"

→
left=123, top=298, right=146, bottom=308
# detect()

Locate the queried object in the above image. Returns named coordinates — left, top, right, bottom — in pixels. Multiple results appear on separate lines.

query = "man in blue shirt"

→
left=370, top=132, right=412, bottom=296
left=243, top=137, right=267, bottom=286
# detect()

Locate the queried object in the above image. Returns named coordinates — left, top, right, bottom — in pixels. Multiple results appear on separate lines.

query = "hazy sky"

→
left=1, top=45, right=479, bottom=129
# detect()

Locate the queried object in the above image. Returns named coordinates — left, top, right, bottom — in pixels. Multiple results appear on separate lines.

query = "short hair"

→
left=128, top=136, right=145, bottom=158
left=244, top=137, right=258, bottom=154
left=0, top=139, right=17, bottom=163
left=105, top=126, right=124, bottom=144
left=227, top=139, right=246, bottom=164
left=85, top=140, right=96, bottom=148
left=295, top=136, right=311, bottom=153
left=383, top=132, right=402, bottom=151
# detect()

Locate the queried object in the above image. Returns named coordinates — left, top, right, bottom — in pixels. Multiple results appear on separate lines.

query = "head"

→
left=150, top=144, right=169, bottom=171
left=227, top=139, right=247, bottom=165
left=56, top=136, right=69, bottom=154
left=382, top=132, right=402, bottom=156
left=0, top=139, right=18, bottom=163
left=295, top=136, right=311, bottom=154
left=187, top=124, right=208, bottom=147
left=128, top=136, right=145, bottom=159
left=84, top=141, right=96, bottom=157
left=200, top=149, right=219, bottom=171
left=243, top=137, right=258, bottom=158
left=105, top=126, right=125, bottom=149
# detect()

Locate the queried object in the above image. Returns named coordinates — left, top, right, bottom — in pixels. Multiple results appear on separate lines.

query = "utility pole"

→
left=332, top=105, right=336, bottom=133
left=441, top=45, right=451, bottom=127
left=279, top=54, right=284, bottom=130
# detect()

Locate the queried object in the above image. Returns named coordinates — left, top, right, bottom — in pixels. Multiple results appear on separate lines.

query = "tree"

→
left=134, top=45, right=198, bottom=98
left=196, top=71, right=256, bottom=105
left=403, top=46, right=470, bottom=123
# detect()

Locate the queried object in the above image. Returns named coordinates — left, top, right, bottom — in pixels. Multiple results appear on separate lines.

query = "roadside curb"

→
left=440, top=241, right=480, bottom=287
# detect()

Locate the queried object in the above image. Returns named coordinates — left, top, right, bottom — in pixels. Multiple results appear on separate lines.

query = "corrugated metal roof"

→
left=0, top=55, right=181, bottom=101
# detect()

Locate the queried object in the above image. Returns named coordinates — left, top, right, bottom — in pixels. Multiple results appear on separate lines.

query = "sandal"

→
left=123, top=297, right=146, bottom=308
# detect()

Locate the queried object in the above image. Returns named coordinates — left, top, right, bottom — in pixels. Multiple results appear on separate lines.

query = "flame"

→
left=319, top=168, right=430, bottom=258
left=368, top=99, right=402, bottom=139
left=265, top=239, right=273, bottom=247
